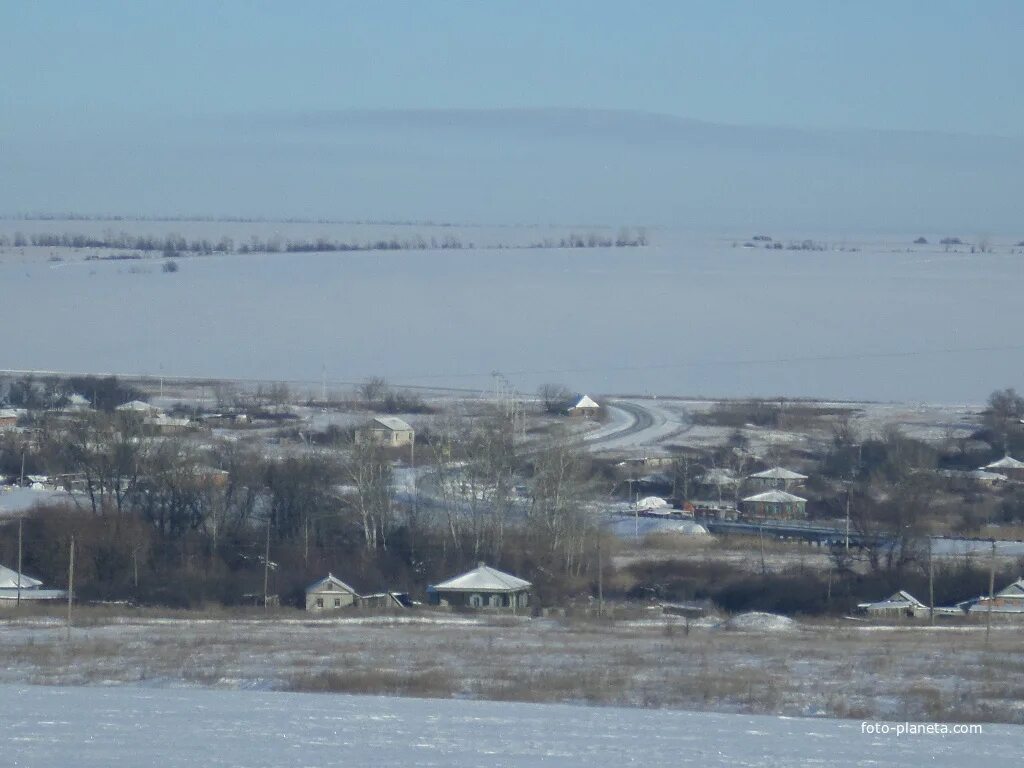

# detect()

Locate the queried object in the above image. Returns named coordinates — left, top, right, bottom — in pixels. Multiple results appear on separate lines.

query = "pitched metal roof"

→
left=305, top=573, right=358, bottom=594
left=0, top=563, right=43, bottom=590
left=741, top=490, right=807, bottom=504
left=858, top=590, right=926, bottom=610
left=570, top=395, right=600, bottom=410
left=370, top=416, right=413, bottom=432
left=431, top=563, right=531, bottom=592
left=984, top=455, right=1024, bottom=470
left=748, top=467, right=808, bottom=480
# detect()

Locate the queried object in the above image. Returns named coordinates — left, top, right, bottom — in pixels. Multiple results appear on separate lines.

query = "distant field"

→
left=0, top=220, right=1020, bottom=401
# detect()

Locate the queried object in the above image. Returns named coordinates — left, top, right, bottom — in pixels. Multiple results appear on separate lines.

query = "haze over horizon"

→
left=4, top=2, right=1023, bottom=232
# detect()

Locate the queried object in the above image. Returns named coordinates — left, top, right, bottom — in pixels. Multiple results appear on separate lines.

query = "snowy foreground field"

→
left=2, top=683, right=1020, bottom=767
left=3, top=612, right=1024, bottom=726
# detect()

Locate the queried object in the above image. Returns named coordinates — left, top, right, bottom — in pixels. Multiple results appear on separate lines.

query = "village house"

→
left=746, top=466, right=808, bottom=491
left=857, top=590, right=929, bottom=619
left=566, top=394, right=601, bottom=418
left=0, top=563, right=67, bottom=606
left=958, top=577, right=1024, bottom=618
left=355, top=416, right=415, bottom=448
left=305, top=574, right=359, bottom=612
left=428, top=562, right=531, bottom=611
left=0, top=409, right=19, bottom=430
left=982, top=455, right=1024, bottom=481
left=740, top=489, right=807, bottom=520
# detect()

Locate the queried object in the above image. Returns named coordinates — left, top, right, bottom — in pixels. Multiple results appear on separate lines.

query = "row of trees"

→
left=4, top=230, right=648, bottom=256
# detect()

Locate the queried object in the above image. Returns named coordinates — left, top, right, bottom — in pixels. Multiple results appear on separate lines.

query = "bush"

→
left=162, top=260, right=179, bottom=273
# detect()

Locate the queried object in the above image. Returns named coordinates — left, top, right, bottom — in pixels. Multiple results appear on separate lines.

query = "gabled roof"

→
left=858, top=590, right=926, bottom=610
left=748, top=467, right=808, bottom=481
left=431, top=563, right=531, bottom=592
left=305, top=573, right=358, bottom=594
left=569, top=395, right=600, bottom=410
left=370, top=416, right=413, bottom=432
left=0, top=408, right=18, bottom=419
left=742, top=490, right=807, bottom=504
left=984, top=455, right=1024, bottom=471
left=996, top=578, right=1024, bottom=599
left=0, top=563, right=43, bottom=590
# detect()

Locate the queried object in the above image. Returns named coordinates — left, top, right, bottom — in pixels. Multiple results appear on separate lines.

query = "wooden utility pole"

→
left=985, top=539, right=996, bottom=646
left=928, top=537, right=935, bottom=626
left=16, top=517, right=23, bottom=608
left=597, top=537, right=604, bottom=618
left=263, top=517, right=271, bottom=613
left=66, top=535, right=75, bottom=643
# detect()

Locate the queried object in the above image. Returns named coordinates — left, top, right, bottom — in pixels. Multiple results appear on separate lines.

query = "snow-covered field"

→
left=1, top=225, right=1022, bottom=402
left=2, top=683, right=1018, bottom=767
left=4, top=611, right=1024, bottom=725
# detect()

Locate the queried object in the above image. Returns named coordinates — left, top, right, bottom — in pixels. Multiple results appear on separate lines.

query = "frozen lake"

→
left=1, top=684, right=1019, bottom=767
left=1, top=233, right=1021, bottom=401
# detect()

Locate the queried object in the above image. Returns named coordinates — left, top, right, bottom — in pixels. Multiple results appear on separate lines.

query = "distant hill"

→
left=4, top=107, right=1022, bottom=233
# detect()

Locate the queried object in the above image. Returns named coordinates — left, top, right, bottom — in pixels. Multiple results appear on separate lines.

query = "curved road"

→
left=581, top=399, right=690, bottom=452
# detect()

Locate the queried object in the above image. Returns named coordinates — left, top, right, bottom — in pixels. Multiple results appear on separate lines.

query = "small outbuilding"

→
left=356, top=416, right=415, bottom=448
left=305, top=573, right=359, bottom=612
left=857, top=590, right=929, bottom=619
left=428, top=562, right=531, bottom=611
left=0, top=409, right=18, bottom=430
left=567, top=395, right=601, bottom=418
left=741, top=489, right=807, bottom=520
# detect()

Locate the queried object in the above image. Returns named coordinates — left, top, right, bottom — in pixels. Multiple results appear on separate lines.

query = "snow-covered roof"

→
left=0, top=563, right=43, bottom=590
left=742, top=490, right=807, bottom=504
left=570, top=395, right=600, bottom=410
left=748, top=467, right=808, bottom=481
left=370, top=416, right=413, bottom=432
left=305, top=573, right=358, bottom=594
left=984, top=455, right=1024, bottom=471
left=0, top=408, right=18, bottom=419
left=431, top=563, right=531, bottom=592
left=635, top=496, right=669, bottom=510
left=116, top=400, right=160, bottom=413
left=858, top=590, right=926, bottom=610
left=701, top=468, right=738, bottom=486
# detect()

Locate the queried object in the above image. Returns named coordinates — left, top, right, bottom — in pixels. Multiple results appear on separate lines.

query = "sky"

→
left=2, top=2, right=1022, bottom=227
left=3, top=1, right=1022, bottom=136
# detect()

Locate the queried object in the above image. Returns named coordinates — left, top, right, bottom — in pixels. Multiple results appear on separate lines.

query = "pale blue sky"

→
left=2, top=1, right=1022, bottom=135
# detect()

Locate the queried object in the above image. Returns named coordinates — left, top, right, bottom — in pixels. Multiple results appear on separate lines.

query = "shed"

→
left=355, top=416, right=415, bottom=447
left=428, top=562, right=531, bottom=611
left=567, top=395, right=601, bottom=418
left=305, top=573, right=359, bottom=612
left=741, top=489, right=807, bottom=520
left=0, top=409, right=18, bottom=429
left=857, top=590, right=928, bottom=619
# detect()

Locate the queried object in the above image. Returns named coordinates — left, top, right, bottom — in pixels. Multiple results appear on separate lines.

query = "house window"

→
left=316, top=598, right=323, bottom=608
left=469, top=594, right=482, bottom=608
left=334, top=598, right=341, bottom=607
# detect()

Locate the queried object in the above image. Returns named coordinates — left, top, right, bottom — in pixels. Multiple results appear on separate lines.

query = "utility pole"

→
left=597, top=537, right=604, bottom=618
left=263, top=517, right=271, bottom=613
left=16, top=517, right=23, bottom=608
left=928, top=537, right=935, bottom=626
left=845, top=480, right=851, bottom=554
left=985, top=539, right=996, bottom=646
left=20, top=447, right=26, bottom=487
left=66, top=535, right=75, bottom=643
